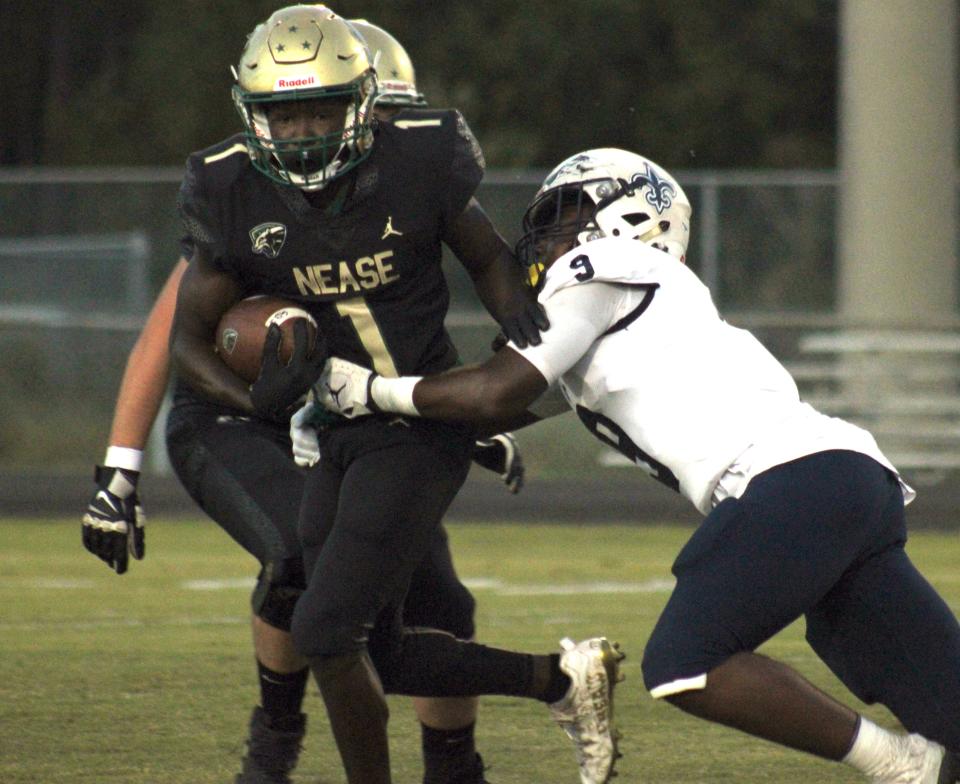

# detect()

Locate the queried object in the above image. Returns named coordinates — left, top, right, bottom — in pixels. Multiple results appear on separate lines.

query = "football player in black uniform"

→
left=82, top=16, right=526, bottom=784
left=169, top=6, right=620, bottom=784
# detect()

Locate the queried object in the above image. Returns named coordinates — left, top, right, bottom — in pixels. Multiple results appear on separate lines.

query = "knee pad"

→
left=437, top=583, right=477, bottom=640
left=403, top=581, right=476, bottom=640
left=290, top=595, right=379, bottom=659
left=251, top=557, right=306, bottom=632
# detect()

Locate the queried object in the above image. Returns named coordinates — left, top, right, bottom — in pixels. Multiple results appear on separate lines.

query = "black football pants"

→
left=291, top=415, right=476, bottom=659
left=166, top=400, right=476, bottom=637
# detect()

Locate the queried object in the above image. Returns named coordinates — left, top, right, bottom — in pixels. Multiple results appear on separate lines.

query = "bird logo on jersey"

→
left=249, top=222, right=288, bottom=258
left=628, top=163, right=677, bottom=215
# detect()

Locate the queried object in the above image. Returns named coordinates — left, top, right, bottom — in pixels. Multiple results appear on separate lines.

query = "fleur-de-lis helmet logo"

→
left=628, top=163, right=677, bottom=215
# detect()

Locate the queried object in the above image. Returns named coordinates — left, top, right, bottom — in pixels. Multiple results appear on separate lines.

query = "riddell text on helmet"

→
left=275, top=76, right=317, bottom=90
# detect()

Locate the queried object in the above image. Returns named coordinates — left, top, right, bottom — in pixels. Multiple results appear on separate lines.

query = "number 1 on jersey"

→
left=335, top=298, right=399, bottom=377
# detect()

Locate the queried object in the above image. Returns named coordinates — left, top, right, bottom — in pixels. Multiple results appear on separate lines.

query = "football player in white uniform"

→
left=311, top=148, right=960, bottom=783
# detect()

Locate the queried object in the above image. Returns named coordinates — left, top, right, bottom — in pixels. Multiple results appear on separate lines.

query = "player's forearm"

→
left=468, top=246, right=529, bottom=324
left=107, top=333, right=172, bottom=448
left=169, top=253, right=252, bottom=412
left=372, top=366, right=529, bottom=424
left=170, top=330, right=254, bottom=413
left=106, top=260, right=186, bottom=448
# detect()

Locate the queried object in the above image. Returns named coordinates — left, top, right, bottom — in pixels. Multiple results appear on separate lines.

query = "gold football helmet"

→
left=232, top=4, right=378, bottom=190
left=348, top=19, right=426, bottom=107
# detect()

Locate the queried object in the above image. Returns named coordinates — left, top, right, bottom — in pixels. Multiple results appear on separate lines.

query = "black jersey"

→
left=177, top=109, right=484, bottom=378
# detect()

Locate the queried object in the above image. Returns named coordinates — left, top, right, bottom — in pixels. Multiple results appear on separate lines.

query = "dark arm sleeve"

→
left=176, top=156, right=229, bottom=270
left=440, top=111, right=485, bottom=229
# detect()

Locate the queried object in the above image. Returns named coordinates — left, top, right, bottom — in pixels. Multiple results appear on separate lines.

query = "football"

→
left=215, top=295, right=318, bottom=383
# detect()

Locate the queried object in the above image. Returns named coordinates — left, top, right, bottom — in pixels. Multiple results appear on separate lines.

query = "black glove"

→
left=250, top=320, right=328, bottom=421
left=498, top=298, right=549, bottom=349
left=82, top=465, right=145, bottom=574
left=472, top=433, right=525, bottom=494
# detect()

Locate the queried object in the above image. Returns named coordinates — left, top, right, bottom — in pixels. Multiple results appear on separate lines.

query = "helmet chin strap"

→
left=637, top=221, right=668, bottom=243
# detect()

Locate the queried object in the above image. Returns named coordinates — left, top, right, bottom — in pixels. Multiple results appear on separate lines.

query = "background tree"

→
left=1, top=0, right=837, bottom=169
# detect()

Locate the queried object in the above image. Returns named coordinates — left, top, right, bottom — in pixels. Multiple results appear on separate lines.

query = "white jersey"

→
left=513, top=237, right=912, bottom=515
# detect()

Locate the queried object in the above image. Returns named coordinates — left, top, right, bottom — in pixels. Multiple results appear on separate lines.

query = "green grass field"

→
left=1, top=518, right=958, bottom=783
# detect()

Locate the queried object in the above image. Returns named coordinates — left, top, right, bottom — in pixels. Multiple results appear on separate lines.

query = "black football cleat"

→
left=234, top=706, right=306, bottom=784
left=423, top=752, right=493, bottom=784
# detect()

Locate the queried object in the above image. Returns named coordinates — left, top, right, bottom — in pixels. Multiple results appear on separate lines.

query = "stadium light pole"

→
left=837, top=0, right=958, bottom=328
left=832, top=0, right=959, bottom=472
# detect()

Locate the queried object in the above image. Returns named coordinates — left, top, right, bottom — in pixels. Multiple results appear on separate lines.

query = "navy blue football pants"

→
left=642, top=450, right=960, bottom=750
left=166, top=400, right=475, bottom=637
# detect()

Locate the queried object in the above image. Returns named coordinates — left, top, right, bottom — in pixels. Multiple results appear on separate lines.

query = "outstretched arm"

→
left=319, top=346, right=549, bottom=426
left=317, top=282, right=618, bottom=428
left=410, top=348, right=549, bottom=422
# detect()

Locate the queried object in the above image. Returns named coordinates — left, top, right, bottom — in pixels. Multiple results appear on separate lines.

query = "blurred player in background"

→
left=82, top=17, right=523, bottom=784
left=168, top=5, right=623, bottom=784
left=314, top=147, right=960, bottom=784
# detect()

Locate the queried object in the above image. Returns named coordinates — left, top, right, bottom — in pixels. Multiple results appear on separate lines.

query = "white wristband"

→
left=104, top=446, right=144, bottom=472
left=370, top=375, right=422, bottom=417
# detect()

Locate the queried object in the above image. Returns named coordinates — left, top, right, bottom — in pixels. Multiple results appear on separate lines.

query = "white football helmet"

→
left=517, top=148, right=691, bottom=286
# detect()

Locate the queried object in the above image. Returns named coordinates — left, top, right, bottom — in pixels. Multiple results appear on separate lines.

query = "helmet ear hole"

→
left=622, top=212, right=650, bottom=226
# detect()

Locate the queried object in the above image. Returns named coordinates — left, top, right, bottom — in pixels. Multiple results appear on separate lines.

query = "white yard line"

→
left=10, top=575, right=674, bottom=595
left=0, top=616, right=245, bottom=631
left=463, top=577, right=675, bottom=595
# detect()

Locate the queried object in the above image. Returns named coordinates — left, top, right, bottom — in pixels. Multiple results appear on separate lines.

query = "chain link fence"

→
left=3, top=167, right=957, bottom=524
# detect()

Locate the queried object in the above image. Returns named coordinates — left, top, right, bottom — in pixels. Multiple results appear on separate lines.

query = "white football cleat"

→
left=549, top=637, right=625, bottom=784
left=869, top=734, right=959, bottom=784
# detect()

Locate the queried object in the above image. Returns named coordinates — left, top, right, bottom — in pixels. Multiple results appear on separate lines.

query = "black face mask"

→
left=514, top=185, right=596, bottom=288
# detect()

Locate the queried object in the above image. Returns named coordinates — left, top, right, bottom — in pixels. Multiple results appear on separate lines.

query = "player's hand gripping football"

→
left=472, top=433, right=525, bottom=493
left=81, top=465, right=145, bottom=574
left=316, top=357, right=378, bottom=418
left=250, top=320, right=328, bottom=421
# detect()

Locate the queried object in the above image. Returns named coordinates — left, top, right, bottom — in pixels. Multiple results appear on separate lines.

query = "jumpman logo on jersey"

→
left=381, top=216, right=403, bottom=240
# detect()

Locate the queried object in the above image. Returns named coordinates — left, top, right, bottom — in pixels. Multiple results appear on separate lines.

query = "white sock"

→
left=843, top=717, right=899, bottom=777
left=841, top=716, right=945, bottom=783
